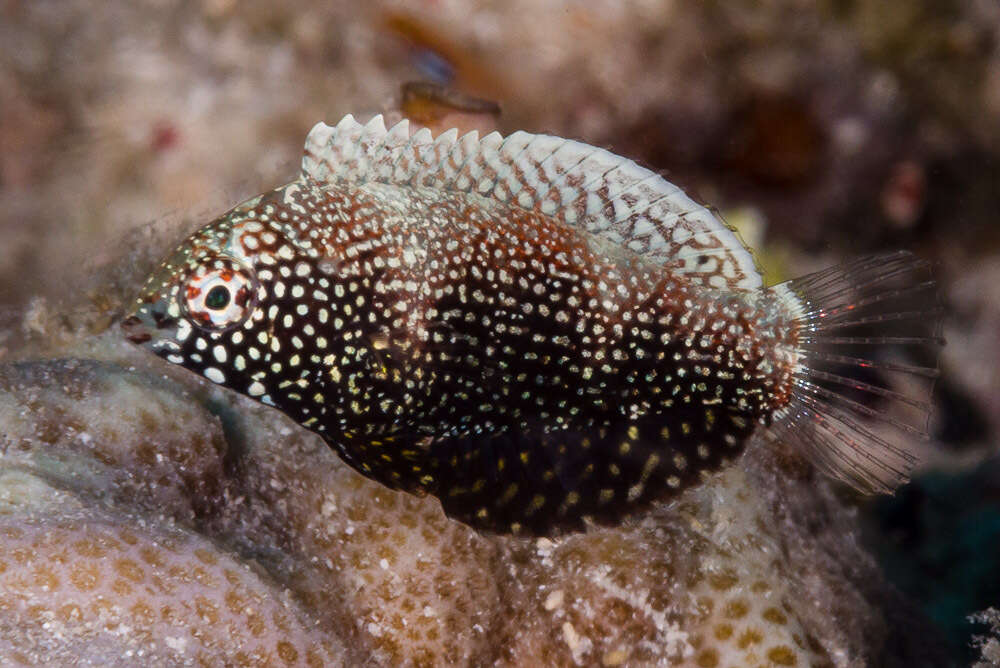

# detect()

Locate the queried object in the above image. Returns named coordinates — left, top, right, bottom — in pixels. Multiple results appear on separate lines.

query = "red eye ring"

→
left=180, top=255, right=259, bottom=332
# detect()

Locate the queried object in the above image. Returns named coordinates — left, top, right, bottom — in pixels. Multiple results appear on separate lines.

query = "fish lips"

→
left=120, top=314, right=153, bottom=344
left=121, top=302, right=178, bottom=347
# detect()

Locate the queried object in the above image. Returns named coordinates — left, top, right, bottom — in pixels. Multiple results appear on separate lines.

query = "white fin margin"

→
left=302, top=115, right=762, bottom=290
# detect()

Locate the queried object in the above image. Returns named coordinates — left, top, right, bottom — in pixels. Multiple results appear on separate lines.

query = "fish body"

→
left=124, top=115, right=940, bottom=535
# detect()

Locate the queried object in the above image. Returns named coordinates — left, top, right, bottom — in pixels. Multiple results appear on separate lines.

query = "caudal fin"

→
left=769, top=251, right=943, bottom=494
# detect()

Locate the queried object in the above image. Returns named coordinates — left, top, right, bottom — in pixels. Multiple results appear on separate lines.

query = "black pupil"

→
left=205, top=285, right=230, bottom=310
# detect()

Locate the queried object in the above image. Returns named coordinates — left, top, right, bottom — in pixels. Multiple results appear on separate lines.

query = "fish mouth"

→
left=121, top=314, right=153, bottom=345
left=120, top=306, right=178, bottom=346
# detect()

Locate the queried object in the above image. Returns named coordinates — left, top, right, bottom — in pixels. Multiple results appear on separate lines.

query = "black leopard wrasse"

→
left=122, top=115, right=943, bottom=535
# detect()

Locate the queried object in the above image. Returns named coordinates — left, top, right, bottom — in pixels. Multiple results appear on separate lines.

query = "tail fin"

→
left=769, top=251, right=943, bottom=494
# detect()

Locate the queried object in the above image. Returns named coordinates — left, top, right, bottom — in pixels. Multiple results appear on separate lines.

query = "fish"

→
left=122, top=114, right=943, bottom=536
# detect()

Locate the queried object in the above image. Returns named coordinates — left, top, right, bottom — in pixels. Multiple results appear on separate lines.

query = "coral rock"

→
left=0, top=344, right=943, bottom=665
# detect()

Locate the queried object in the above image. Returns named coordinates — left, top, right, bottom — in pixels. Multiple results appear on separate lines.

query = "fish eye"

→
left=181, top=256, right=258, bottom=332
left=205, top=285, right=231, bottom=310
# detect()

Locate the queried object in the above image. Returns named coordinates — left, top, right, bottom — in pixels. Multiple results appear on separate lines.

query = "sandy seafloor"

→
left=1, top=1, right=1000, bottom=665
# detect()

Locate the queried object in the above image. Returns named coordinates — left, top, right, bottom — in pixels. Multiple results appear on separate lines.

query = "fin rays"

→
left=769, top=251, right=941, bottom=494
left=301, top=114, right=762, bottom=291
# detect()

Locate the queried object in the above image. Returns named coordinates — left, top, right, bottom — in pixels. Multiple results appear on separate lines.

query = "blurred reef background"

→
left=1, top=0, right=999, bottom=665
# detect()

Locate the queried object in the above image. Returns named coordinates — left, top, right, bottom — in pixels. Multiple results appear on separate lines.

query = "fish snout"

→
left=121, top=314, right=153, bottom=345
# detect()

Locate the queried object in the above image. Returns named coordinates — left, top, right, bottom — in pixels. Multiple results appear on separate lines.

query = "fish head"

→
left=124, top=248, right=258, bottom=342
left=121, top=200, right=282, bottom=388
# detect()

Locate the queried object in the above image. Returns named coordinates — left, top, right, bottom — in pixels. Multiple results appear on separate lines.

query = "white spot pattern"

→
left=302, top=115, right=762, bottom=291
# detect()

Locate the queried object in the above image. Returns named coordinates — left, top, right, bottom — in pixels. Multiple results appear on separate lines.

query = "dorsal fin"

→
left=302, top=114, right=762, bottom=290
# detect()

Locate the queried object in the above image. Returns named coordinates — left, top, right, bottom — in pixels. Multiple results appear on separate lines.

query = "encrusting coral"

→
left=0, top=336, right=944, bottom=666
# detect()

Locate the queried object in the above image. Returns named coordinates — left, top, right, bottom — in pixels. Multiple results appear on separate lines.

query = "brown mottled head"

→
left=122, top=191, right=283, bottom=392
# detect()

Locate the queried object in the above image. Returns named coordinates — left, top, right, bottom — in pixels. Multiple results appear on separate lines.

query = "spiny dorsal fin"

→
left=301, top=114, right=762, bottom=290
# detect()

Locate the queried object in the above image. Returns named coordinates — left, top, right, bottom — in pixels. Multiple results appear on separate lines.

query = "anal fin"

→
left=427, top=408, right=755, bottom=536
